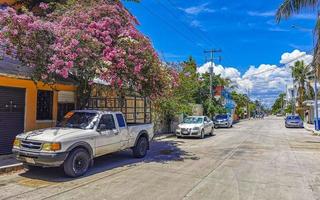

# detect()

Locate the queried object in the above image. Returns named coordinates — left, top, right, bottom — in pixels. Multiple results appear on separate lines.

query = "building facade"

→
left=0, top=56, right=77, bottom=154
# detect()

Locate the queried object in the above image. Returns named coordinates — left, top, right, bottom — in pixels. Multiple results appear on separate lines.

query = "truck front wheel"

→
left=64, top=148, right=90, bottom=177
left=133, top=136, right=148, bottom=158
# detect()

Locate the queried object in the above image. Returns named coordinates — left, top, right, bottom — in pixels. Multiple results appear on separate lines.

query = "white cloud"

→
left=181, top=3, right=215, bottom=15
left=248, top=10, right=275, bottom=17
left=197, top=49, right=313, bottom=107
left=280, top=49, right=313, bottom=66
left=190, top=20, right=202, bottom=28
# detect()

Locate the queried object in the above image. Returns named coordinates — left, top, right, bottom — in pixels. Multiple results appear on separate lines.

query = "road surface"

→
left=1, top=116, right=320, bottom=200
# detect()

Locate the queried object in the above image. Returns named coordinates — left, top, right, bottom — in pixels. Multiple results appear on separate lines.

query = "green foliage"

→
left=156, top=57, right=199, bottom=122
left=272, top=93, right=285, bottom=114
left=231, top=91, right=249, bottom=118
left=285, top=102, right=294, bottom=114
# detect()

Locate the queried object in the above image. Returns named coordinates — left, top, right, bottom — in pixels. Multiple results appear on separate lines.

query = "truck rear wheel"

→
left=133, top=136, right=148, bottom=158
left=64, top=148, right=90, bottom=177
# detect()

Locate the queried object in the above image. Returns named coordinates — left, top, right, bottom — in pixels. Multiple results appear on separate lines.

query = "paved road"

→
left=1, top=116, right=320, bottom=200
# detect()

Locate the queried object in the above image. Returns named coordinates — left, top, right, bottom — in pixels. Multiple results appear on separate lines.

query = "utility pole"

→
left=314, top=64, right=319, bottom=131
left=204, top=49, right=222, bottom=99
left=247, top=88, right=250, bottom=119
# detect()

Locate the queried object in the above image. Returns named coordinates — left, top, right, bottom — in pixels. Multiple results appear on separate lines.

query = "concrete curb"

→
left=304, top=123, right=320, bottom=135
left=154, top=133, right=176, bottom=140
left=0, top=163, right=24, bottom=175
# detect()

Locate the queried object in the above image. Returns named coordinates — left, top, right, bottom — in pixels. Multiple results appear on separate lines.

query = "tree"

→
left=291, top=61, right=313, bottom=109
left=231, top=91, right=250, bottom=118
left=272, top=93, right=286, bottom=114
left=155, top=57, right=199, bottom=131
left=0, top=0, right=176, bottom=108
left=276, top=0, right=320, bottom=68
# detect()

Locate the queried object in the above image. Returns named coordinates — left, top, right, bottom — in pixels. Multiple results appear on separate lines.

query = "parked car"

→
left=214, top=114, right=233, bottom=128
left=285, top=115, right=304, bottom=128
left=176, top=116, right=214, bottom=139
left=12, top=110, right=154, bottom=177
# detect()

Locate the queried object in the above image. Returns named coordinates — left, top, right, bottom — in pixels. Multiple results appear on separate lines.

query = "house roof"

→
left=0, top=55, right=77, bottom=85
left=0, top=55, right=33, bottom=77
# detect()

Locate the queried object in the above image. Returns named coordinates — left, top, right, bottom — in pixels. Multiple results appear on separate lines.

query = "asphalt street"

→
left=1, top=116, right=320, bottom=200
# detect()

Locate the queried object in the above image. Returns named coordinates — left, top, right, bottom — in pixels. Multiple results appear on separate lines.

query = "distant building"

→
left=214, top=86, right=236, bottom=117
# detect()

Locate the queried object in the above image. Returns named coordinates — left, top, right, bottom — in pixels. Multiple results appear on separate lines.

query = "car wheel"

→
left=209, top=128, right=214, bottom=136
left=200, top=129, right=205, bottom=139
left=133, top=136, right=149, bottom=158
left=64, top=148, right=90, bottom=178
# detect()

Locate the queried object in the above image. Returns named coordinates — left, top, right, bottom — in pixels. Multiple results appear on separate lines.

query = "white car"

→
left=12, top=110, right=154, bottom=177
left=176, top=116, right=214, bottom=139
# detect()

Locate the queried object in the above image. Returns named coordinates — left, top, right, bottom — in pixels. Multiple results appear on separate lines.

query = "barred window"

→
left=37, top=90, right=53, bottom=120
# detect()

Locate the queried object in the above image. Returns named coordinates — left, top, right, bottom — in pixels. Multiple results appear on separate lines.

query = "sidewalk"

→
left=0, top=154, right=23, bottom=174
left=304, top=122, right=320, bottom=135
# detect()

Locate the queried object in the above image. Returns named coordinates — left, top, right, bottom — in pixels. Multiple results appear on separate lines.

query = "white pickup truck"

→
left=12, top=110, right=154, bottom=177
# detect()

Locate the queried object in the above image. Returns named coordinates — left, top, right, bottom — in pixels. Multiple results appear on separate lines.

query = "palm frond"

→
left=276, top=0, right=318, bottom=22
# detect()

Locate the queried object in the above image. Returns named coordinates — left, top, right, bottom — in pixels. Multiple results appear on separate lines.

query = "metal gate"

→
left=86, top=96, right=152, bottom=124
left=0, top=86, right=25, bottom=154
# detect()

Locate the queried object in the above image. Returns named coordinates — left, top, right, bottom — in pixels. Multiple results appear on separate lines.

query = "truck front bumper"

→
left=12, top=149, right=68, bottom=167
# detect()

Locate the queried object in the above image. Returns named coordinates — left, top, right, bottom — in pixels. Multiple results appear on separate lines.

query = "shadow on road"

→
left=18, top=139, right=195, bottom=182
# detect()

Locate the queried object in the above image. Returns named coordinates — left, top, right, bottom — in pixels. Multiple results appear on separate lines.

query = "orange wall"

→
left=0, top=75, right=76, bottom=132
left=0, top=0, right=16, bottom=5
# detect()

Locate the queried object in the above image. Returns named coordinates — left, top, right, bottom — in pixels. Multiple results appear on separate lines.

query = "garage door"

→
left=0, top=86, right=25, bottom=154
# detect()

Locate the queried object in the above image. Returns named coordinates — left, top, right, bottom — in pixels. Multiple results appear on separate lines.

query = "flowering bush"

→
left=0, top=0, right=177, bottom=106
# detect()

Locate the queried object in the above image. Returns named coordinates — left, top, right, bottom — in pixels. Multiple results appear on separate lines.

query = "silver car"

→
left=176, top=116, right=214, bottom=139
left=285, top=115, right=304, bottom=128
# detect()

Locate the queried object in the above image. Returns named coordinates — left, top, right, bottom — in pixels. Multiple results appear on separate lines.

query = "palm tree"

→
left=276, top=0, right=320, bottom=67
left=291, top=61, right=313, bottom=109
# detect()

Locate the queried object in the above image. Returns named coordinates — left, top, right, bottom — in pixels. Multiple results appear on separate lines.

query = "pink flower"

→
left=39, top=3, right=49, bottom=10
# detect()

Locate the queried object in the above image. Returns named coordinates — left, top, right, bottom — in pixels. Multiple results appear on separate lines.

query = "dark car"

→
left=213, top=114, right=233, bottom=128
left=285, top=115, right=304, bottom=128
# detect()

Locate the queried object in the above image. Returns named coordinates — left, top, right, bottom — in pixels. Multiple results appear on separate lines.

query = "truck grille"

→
left=21, top=140, right=42, bottom=150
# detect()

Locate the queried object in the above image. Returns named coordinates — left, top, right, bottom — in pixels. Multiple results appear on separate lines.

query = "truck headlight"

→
left=13, top=138, right=21, bottom=148
left=42, top=143, right=61, bottom=151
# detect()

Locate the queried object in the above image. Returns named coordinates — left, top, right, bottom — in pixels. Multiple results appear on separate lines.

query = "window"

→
left=98, top=114, right=116, bottom=130
left=37, top=90, right=53, bottom=120
left=116, top=114, right=126, bottom=128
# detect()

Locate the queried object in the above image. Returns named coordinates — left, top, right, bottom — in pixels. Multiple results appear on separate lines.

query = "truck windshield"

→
left=58, top=112, right=98, bottom=129
left=183, top=117, right=203, bottom=124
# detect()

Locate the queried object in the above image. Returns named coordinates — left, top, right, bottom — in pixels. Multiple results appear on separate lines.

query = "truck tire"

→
left=133, top=136, right=148, bottom=158
left=63, top=148, right=90, bottom=177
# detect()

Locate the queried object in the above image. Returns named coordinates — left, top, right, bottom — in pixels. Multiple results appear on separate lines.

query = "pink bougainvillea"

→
left=0, top=0, right=177, bottom=98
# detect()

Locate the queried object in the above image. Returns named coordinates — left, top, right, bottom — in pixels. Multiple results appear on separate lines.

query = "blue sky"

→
left=124, top=0, right=316, bottom=106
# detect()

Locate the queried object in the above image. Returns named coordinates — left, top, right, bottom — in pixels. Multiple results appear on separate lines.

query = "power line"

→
left=158, top=0, right=217, bottom=48
left=140, top=3, right=203, bottom=50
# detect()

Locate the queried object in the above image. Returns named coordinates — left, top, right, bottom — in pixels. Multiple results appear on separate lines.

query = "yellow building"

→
left=0, top=56, right=77, bottom=154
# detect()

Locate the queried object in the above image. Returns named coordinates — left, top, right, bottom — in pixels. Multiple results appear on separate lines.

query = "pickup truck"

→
left=12, top=110, right=154, bottom=177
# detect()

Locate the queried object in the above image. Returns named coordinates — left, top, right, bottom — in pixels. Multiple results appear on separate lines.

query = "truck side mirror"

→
left=97, top=124, right=107, bottom=132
